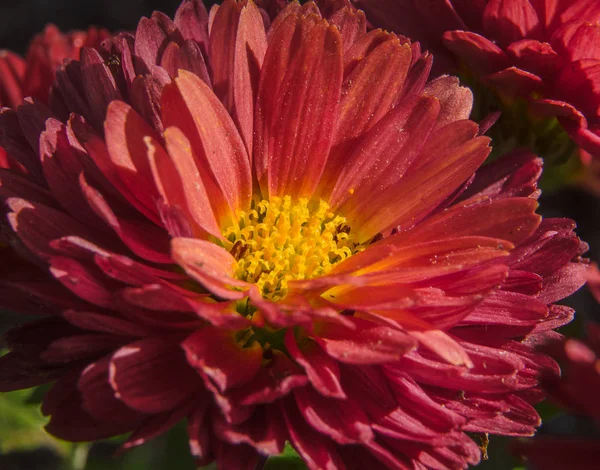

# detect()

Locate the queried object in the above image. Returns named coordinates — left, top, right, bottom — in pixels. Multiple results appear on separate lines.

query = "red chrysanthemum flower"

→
left=0, top=24, right=110, bottom=175
left=353, top=0, right=600, bottom=161
left=512, top=324, right=600, bottom=470
left=0, top=1, right=589, bottom=468
left=0, top=24, right=111, bottom=108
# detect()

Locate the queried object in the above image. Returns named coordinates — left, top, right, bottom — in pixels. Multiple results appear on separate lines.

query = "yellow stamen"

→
left=223, top=196, right=360, bottom=300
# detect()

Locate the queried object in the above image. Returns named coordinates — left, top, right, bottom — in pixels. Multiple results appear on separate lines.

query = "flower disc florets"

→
left=223, top=196, right=359, bottom=299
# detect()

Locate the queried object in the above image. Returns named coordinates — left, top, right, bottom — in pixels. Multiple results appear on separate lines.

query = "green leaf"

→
left=263, top=443, right=307, bottom=470
left=0, top=388, right=71, bottom=456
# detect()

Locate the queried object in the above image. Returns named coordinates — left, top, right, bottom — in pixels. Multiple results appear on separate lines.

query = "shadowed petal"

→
left=109, top=337, right=202, bottom=413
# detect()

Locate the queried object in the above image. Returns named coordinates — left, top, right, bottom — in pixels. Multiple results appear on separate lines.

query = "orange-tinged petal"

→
left=334, top=236, right=510, bottom=277
left=352, top=124, right=491, bottom=240
left=336, top=34, right=412, bottom=142
left=171, top=237, right=249, bottom=300
left=254, top=12, right=343, bottom=199
left=161, top=70, right=252, bottom=224
left=157, top=126, right=223, bottom=239
left=391, top=197, right=541, bottom=247
left=319, top=36, right=414, bottom=198
left=330, top=95, right=440, bottom=212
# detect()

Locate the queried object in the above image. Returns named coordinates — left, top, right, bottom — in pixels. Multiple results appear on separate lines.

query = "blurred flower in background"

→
left=354, top=0, right=600, bottom=190
left=0, top=25, right=110, bottom=108
left=512, top=322, right=600, bottom=469
left=0, top=0, right=593, bottom=469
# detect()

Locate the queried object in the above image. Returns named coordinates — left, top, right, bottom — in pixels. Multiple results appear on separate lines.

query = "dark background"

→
left=0, top=0, right=212, bottom=54
left=0, top=1, right=599, bottom=469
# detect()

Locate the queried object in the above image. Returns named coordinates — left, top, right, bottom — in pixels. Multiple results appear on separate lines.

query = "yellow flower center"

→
left=223, top=196, right=359, bottom=300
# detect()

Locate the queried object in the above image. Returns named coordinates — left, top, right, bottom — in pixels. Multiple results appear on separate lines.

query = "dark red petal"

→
left=282, top=397, right=346, bottom=470
left=110, top=337, right=202, bottom=413
left=443, top=30, right=509, bottom=76
left=285, top=330, right=346, bottom=399
left=78, top=357, right=144, bottom=424
left=80, top=47, right=122, bottom=129
left=512, top=437, right=600, bottom=470
left=482, top=0, right=541, bottom=45
left=79, top=175, right=172, bottom=264
left=229, top=350, right=308, bottom=405
left=182, top=326, right=263, bottom=392
left=122, top=401, right=194, bottom=449
left=294, top=385, right=374, bottom=444
left=214, top=404, right=287, bottom=455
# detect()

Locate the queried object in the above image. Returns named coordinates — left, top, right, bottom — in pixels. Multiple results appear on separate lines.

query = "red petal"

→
left=214, top=404, right=287, bottom=455
left=329, top=6, right=366, bottom=53
left=228, top=350, right=308, bottom=406
left=0, top=108, right=45, bottom=184
left=282, top=397, right=346, bottom=470
left=80, top=48, right=122, bottom=129
left=128, top=75, right=164, bottom=134
left=320, top=34, right=413, bottom=196
left=174, top=0, right=210, bottom=51
left=443, top=30, right=509, bottom=76
left=6, top=198, right=100, bottom=260
left=157, top=126, right=223, bottom=238
left=285, top=330, right=345, bottom=398
left=483, top=0, right=541, bottom=45
left=39, top=118, right=106, bottom=226
left=161, top=70, right=252, bottom=222
left=506, top=39, right=560, bottom=77
left=122, top=402, right=193, bottom=449
left=171, top=237, right=250, bottom=299
left=210, top=0, right=267, bottom=152
left=254, top=13, right=343, bottom=198
left=78, top=357, right=144, bottom=424
left=398, top=196, right=541, bottom=246
left=109, top=337, right=201, bottom=413
left=354, top=124, right=491, bottom=239
left=316, top=317, right=416, bottom=364
left=486, top=66, right=543, bottom=98
left=79, top=175, right=172, bottom=263
left=70, top=114, right=162, bottom=225
left=182, top=326, right=263, bottom=392
left=0, top=50, right=25, bottom=107
left=294, top=385, right=373, bottom=444
left=331, top=95, right=440, bottom=222
left=408, top=330, right=473, bottom=368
